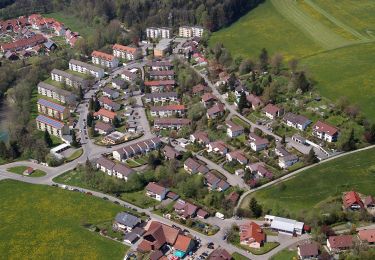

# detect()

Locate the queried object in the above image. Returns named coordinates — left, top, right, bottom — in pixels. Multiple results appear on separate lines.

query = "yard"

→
left=120, top=190, right=160, bottom=209
left=270, top=248, right=298, bottom=260
left=0, top=180, right=128, bottom=259
left=241, top=147, right=375, bottom=218
left=64, top=148, right=83, bottom=162
left=7, top=166, right=46, bottom=177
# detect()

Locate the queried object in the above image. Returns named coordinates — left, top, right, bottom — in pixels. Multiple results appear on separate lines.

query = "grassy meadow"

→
left=241, top=147, right=375, bottom=217
left=0, top=180, right=128, bottom=259
left=44, top=12, right=95, bottom=37
left=7, top=166, right=46, bottom=177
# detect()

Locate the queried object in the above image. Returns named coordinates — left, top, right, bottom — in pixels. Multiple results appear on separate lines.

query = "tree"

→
left=239, top=59, right=254, bottom=75
left=78, top=86, right=84, bottom=100
left=93, top=98, right=101, bottom=112
left=306, top=148, right=319, bottom=164
left=71, top=130, right=79, bottom=148
left=88, top=97, right=94, bottom=111
left=341, top=128, right=356, bottom=151
left=281, top=134, right=286, bottom=144
left=288, top=58, right=298, bottom=74
left=259, top=48, right=269, bottom=71
left=113, top=117, right=121, bottom=128
left=237, top=92, right=248, bottom=114
left=0, top=141, right=7, bottom=159
left=87, top=112, right=93, bottom=127
left=7, top=140, right=20, bottom=159
left=364, top=124, right=375, bottom=143
left=270, top=53, right=283, bottom=75
left=249, top=197, right=262, bottom=218
left=294, top=71, right=310, bottom=93
left=44, top=130, right=53, bottom=148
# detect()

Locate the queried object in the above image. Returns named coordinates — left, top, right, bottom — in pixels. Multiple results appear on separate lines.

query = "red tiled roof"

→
left=1, top=34, right=45, bottom=52
left=112, top=44, right=137, bottom=53
left=202, top=93, right=217, bottom=102
left=343, top=191, right=364, bottom=209
left=151, top=104, right=185, bottom=111
left=313, top=120, right=338, bottom=136
left=328, top=235, right=353, bottom=249
left=146, top=182, right=166, bottom=195
left=240, top=222, right=266, bottom=244
left=358, top=229, right=375, bottom=243
left=93, top=108, right=117, bottom=120
left=298, top=242, right=319, bottom=257
left=174, top=234, right=192, bottom=252
left=92, top=50, right=115, bottom=61
left=263, top=103, right=281, bottom=115
left=145, top=80, right=175, bottom=86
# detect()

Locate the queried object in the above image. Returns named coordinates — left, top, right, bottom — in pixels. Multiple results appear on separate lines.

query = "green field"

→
left=270, top=249, right=298, bottom=260
left=241, top=147, right=375, bottom=217
left=44, top=12, right=95, bottom=38
left=7, top=166, right=46, bottom=177
left=0, top=180, right=128, bottom=259
left=210, top=0, right=375, bottom=122
left=65, top=148, right=84, bottom=162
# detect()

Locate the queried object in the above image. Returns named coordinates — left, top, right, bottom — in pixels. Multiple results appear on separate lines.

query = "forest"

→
left=0, top=0, right=263, bottom=32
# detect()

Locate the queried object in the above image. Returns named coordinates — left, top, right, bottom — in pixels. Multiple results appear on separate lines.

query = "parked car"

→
left=103, top=197, right=109, bottom=200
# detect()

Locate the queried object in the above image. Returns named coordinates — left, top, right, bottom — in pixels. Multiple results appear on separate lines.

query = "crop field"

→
left=210, top=0, right=375, bottom=121
left=240, top=147, right=375, bottom=217
left=0, top=180, right=128, bottom=259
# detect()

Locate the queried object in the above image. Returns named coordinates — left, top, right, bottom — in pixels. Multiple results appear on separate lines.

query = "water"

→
left=0, top=98, right=10, bottom=142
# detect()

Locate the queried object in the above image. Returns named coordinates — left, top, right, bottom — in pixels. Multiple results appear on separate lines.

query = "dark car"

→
left=113, top=201, right=120, bottom=205
left=51, top=184, right=58, bottom=187
left=103, top=197, right=109, bottom=200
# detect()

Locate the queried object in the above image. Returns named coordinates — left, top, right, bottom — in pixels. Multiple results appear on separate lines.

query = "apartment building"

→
left=69, top=59, right=104, bottom=79
left=37, top=98, right=70, bottom=120
left=91, top=50, right=119, bottom=68
left=37, top=82, right=76, bottom=104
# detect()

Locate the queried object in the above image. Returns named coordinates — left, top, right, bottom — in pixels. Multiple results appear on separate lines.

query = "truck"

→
left=215, top=212, right=225, bottom=220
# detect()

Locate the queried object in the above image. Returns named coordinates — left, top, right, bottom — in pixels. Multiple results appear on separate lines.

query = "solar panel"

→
left=38, top=98, right=65, bottom=112
left=36, top=115, right=64, bottom=129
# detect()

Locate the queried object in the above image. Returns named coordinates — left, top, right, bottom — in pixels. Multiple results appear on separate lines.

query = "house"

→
left=292, top=134, right=307, bottom=145
left=184, top=158, right=209, bottom=175
left=190, top=131, right=210, bottom=146
left=37, top=98, right=70, bottom=120
left=145, top=80, right=176, bottom=93
left=144, top=92, right=178, bottom=104
left=209, top=248, right=232, bottom=260
left=93, top=108, right=117, bottom=123
left=201, top=93, right=217, bottom=107
left=23, top=167, right=34, bottom=176
left=1, top=34, right=46, bottom=52
left=69, top=59, right=104, bottom=78
left=192, top=84, right=210, bottom=96
left=51, top=69, right=89, bottom=89
left=92, top=50, right=119, bottom=68
left=114, top=212, right=141, bottom=232
left=121, top=70, right=137, bottom=82
left=297, top=242, right=319, bottom=259
left=312, top=121, right=339, bottom=142
left=283, top=113, right=312, bottom=131
left=145, top=182, right=169, bottom=201
left=149, top=70, right=174, bottom=80
left=166, top=191, right=180, bottom=201
left=246, top=162, right=273, bottom=179
left=37, top=82, right=76, bottom=104
left=146, top=27, right=172, bottom=39
left=98, top=96, right=121, bottom=111
left=102, top=131, right=126, bottom=145
left=358, top=229, right=375, bottom=244
left=173, top=234, right=195, bottom=258
left=96, top=156, right=116, bottom=175
left=173, top=199, right=198, bottom=219
left=137, top=221, right=179, bottom=252
left=207, top=103, right=225, bottom=119
left=102, top=87, right=120, bottom=99
left=226, top=121, right=244, bottom=138
left=36, top=115, right=69, bottom=138
left=226, top=150, right=248, bottom=165
left=263, top=104, right=284, bottom=119
left=204, top=172, right=230, bottom=192
left=226, top=192, right=240, bottom=205
left=364, top=196, right=375, bottom=209
left=278, top=154, right=299, bottom=169
left=112, top=163, right=135, bottom=181
left=150, top=105, right=186, bottom=117
left=147, top=60, right=173, bottom=71
left=246, top=94, right=263, bottom=110
left=163, top=145, right=181, bottom=160
left=153, top=118, right=191, bottom=130
left=197, top=209, right=209, bottom=219
left=265, top=215, right=304, bottom=236
left=327, top=235, right=353, bottom=252
left=95, top=121, right=114, bottom=135
left=239, top=222, right=266, bottom=248
left=112, top=44, right=140, bottom=60
left=112, top=78, right=126, bottom=90
left=179, top=26, right=204, bottom=38
left=248, top=133, right=269, bottom=152
left=124, top=227, right=145, bottom=244
left=343, top=191, right=364, bottom=210
left=275, top=146, right=290, bottom=157
left=112, top=137, right=161, bottom=161
left=207, top=141, right=228, bottom=155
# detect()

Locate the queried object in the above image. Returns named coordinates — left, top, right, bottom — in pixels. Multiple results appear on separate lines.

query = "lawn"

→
left=65, top=148, right=84, bottom=162
left=232, top=253, right=249, bottom=260
left=0, top=180, right=128, bottom=259
left=44, top=12, right=95, bottom=38
left=270, top=249, right=298, bottom=260
left=209, top=0, right=322, bottom=60
left=120, top=190, right=160, bottom=209
left=242, top=147, right=375, bottom=217
left=7, top=166, right=46, bottom=177
left=301, top=42, right=375, bottom=122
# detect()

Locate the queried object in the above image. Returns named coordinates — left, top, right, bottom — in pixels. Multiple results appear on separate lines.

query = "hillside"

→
left=209, top=0, right=375, bottom=121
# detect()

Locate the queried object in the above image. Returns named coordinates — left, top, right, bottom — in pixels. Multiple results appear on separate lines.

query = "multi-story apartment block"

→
left=179, top=26, right=204, bottom=38
left=91, top=50, right=119, bottom=68
left=146, top=27, right=172, bottom=39
left=37, top=82, right=76, bottom=104
left=36, top=114, right=69, bottom=138
left=69, top=59, right=104, bottom=79
left=37, top=98, right=70, bottom=120
left=112, top=44, right=140, bottom=60
left=51, top=69, right=89, bottom=89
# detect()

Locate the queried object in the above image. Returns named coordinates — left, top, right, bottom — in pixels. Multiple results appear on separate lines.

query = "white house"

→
left=283, top=112, right=311, bottom=131
left=145, top=182, right=168, bottom=201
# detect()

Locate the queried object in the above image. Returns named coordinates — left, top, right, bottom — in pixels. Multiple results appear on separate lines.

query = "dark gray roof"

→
left=96, top=156, right=115, bottom=169
left=102, top=87, right=119, bottom=96
left=112, top=78, right=126, bottom=87
left=283, top=112, right=311, bottom=126
left=37, top=82, right=75, bottom=97
left=44, top=40, right=56, bottom=49
left=51, top=69, right=85, bottom=83
left=113, top=163, right=135, bottom=177
left=69, top=59, right=104, bottom=73
left=115, top=212, right=141, bottom=228
left=124, top=232, right=139, bottom=243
